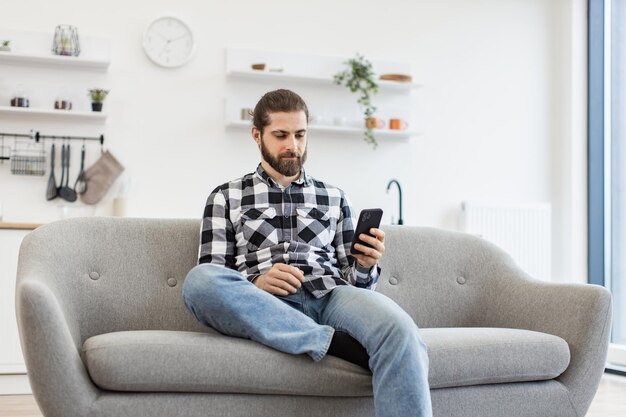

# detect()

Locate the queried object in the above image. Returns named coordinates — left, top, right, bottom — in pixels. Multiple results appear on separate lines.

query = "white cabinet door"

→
left=0, top=229, right=30, bottom=374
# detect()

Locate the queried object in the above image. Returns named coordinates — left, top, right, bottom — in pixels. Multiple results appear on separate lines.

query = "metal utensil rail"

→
left=0, top=130, right=105, bottom=161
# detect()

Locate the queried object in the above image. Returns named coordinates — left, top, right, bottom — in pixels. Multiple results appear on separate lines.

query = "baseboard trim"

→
left=0, top=374, right=31, bottom=395
left=605, top=365, right=626, bottom=377
left=608, top=344, right=626, bottom=368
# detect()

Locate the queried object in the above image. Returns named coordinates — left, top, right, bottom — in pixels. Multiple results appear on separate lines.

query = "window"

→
left=589, top=0, right=626, bottom=371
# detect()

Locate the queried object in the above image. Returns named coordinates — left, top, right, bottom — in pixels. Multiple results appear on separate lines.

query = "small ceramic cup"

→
left=365, top=116, right=385, bottom=129
left=389, top=118, right=409, bottom=130
left=333, top=116, right=347, bottom=126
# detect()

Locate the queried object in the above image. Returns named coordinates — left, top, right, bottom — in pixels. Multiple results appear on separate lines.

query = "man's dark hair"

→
left=252, top=89, right=309, bottom=134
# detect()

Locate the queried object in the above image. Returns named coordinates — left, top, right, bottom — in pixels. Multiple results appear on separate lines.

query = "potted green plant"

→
left=334, top=53, right=379, bottom=149
left=0, top=40, right=11, bottom=52
left=88, top=88, right=109, bottom=112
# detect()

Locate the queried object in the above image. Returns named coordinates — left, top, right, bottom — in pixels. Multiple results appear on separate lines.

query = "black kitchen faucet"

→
left=386, top=179, right=403, bottom=225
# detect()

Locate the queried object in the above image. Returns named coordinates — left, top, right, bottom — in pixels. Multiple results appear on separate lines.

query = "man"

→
left=183, top=89, right=432, bottom=417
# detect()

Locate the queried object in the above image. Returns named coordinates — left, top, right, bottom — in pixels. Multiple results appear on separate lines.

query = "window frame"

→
left=588, top=0, right=605, bottom=287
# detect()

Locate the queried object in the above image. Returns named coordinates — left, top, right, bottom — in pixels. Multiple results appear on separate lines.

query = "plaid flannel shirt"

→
left=198, top=164, right=381, bottom=298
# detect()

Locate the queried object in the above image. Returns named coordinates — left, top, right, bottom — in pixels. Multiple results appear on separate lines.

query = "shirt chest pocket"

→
left=240, top=207, right=280, bottom=251
left=296, top=206, right=337, bottom=249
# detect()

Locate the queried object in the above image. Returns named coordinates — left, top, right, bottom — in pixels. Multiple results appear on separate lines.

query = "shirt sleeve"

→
left=333, top=192, right=381, bottom=290
left=198, top=187, right=236, bottom=270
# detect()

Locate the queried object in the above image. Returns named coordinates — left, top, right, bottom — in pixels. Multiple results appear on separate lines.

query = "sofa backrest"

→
left=17, top=218, right=208, bottom=345
left=376, top=225, right=519, bottom=328
left=17, top=217, right=521, bottom=345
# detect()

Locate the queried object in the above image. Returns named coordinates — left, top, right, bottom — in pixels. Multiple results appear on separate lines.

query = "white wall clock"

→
left=142, top=16, right=196, bottom=68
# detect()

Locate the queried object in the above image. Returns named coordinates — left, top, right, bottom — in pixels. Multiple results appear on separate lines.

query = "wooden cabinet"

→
left=0, top=224, right=40, bottom=394
left=0, top=226, right=36, bottom=374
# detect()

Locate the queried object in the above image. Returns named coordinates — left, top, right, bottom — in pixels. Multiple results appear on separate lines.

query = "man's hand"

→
left=254, top=263, right=305, bottom=296
left=352, top=228, right=385, bottom=269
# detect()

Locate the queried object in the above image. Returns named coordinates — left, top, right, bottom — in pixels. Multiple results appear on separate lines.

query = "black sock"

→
left=327, top=330, right=370, bottom=370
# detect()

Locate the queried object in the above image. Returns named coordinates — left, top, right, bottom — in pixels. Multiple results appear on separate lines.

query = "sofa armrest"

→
left=481, top=269, right=612, bottom=417
left=16, top=278, right=99, bottom=417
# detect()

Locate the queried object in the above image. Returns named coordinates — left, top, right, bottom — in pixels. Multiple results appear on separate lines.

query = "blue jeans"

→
left=183, top=263, right=432, bottom=417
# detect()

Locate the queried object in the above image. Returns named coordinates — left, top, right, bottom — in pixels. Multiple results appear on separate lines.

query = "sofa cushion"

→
left=420, top=327, right=570, bottom=389
left=83, top=327, right=569, bottom=395
left=84, top=329, right=373, bottom=396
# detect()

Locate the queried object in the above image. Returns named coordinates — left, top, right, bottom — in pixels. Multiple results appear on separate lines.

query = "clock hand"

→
left=170, top=33, right=189, bottom=42
left=155, top=31, right=171, bottom=42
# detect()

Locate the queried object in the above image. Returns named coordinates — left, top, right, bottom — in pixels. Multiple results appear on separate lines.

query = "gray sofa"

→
left=16, top=217, right=611, bottom=417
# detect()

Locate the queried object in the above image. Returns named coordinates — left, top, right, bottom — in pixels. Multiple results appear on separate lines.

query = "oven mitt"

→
left=80, top=150, right=124, bottom=205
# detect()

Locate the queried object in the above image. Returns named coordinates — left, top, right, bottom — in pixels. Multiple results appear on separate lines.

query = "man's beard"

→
left=260, top=137, right=307, bottom=177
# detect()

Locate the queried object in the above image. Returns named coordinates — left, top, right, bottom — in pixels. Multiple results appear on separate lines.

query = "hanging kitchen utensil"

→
left=73, top=144, right=87, bottom=195
left=57, top=144, right=65, bottom=196
left=10, top=137, right=45, bottom=176
left=0, top=135, right=9, bottom=162
left=46, top=143, right=58, bottom=200
left=59, top=143, right=77, bottom=202
left=80, top=150, right=124, bottom=205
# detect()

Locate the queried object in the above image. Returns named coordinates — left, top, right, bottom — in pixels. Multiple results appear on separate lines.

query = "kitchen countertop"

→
left=0, top=222, right=43, bottom=230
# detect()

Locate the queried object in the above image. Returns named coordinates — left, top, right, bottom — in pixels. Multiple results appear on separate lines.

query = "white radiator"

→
left=460, top=202, right=552, bottom=281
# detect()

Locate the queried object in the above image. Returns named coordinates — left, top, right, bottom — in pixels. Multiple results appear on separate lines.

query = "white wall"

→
left=0, top=0, right=587, bottom=283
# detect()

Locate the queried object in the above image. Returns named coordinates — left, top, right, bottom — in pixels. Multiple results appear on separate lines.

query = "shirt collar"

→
left=255, top=163, right=311, bottom=187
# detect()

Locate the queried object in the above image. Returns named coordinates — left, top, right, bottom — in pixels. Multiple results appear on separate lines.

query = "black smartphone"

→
left=350, top=208, right=383, bottom=255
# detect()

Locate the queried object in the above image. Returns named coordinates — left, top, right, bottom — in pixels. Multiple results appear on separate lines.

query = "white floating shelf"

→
left=0, top=106, right=107, bottom=122
left=226, top=70, right=420, bottom=92
left=0, top=51, right=110, bottom=70
left=226, top=120, right=418, bottom=139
